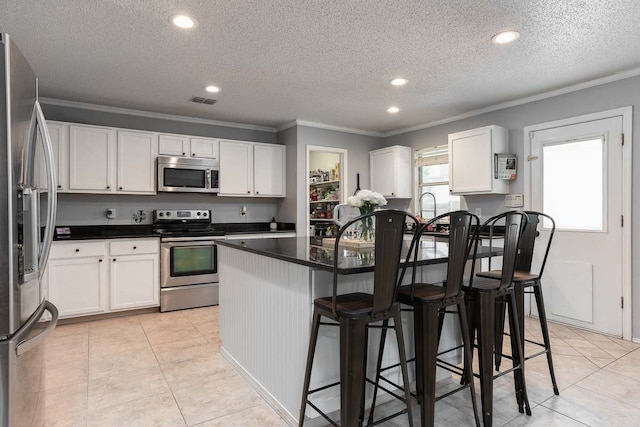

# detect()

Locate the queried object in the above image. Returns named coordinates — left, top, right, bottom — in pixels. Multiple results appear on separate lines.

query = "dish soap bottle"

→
left=270, top=217, right=278, bottom=231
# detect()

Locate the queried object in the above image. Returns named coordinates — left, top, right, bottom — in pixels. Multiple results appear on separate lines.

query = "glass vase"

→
left=358, top=206, right=375, bottom=241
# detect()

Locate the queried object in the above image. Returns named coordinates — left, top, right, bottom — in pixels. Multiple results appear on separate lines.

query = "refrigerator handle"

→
left=34, top=100, right=57, bottom=276
left=15, top=301, right=59, bottom=356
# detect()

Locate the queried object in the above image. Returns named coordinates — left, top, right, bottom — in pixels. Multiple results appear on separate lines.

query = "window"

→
left=416, top=145, right=460, bottom=219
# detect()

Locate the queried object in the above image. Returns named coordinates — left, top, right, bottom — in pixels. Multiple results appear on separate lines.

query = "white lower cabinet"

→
left=46, top=238, right=159, bottom=318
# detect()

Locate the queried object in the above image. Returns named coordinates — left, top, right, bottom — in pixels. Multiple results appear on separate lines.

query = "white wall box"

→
left=46, top=239, right=159, bottom=318
left=448, top=125, right=509, bottom=194
left=158, top=134, right=219, bottom=159
left=219, top=140, right=285, bottom=197
left=370, top=145, right=412, bottom=198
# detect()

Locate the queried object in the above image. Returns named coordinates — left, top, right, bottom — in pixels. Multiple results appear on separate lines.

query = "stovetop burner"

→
left=153, top=209, right=224, bottom=238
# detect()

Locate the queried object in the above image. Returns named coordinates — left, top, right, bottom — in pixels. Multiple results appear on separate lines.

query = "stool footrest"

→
left=306, top=400, right=340, bottom=427
left=525, top=349, right=549, bottom=361
left=368, top=408, right=409, bottom=426
left=309, top=381, right=340, bottom=395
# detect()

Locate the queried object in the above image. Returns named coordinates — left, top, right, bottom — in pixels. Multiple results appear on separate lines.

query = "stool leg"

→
left=415, top=303, right=439, bottom=427
left=508, top=292, right=532, bottom=416
left=458, top=301, right=481, bottom=427
left=367, top=319, right=390, bottom=425
left=340, top=317, right=369, bottom=427
left=494, top=299, right=507, bottom=371
left=477, top=292, right=495, bottom=427
left=298, top=310, right=322, bottom=426
left=393, top=311, right=415, bottom=427
left=533, top=280, right=560, bottom=395
left=511, top=284, right=526, bottom=410
left=461, top=293, right=476, bottom=386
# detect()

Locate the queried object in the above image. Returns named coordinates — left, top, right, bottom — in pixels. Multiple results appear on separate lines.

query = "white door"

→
left=117, top=130, right=158, bottom=194
left=254, top=144, right=285, bottom=196
left=69, top=125, right=113, bottom=192
left=219, top=140, right=253, bottom=195
left=529, top=115, right=624, bottom=336
left=110, top=255, right=159, bottom=310
left=190, top=137, right=219, bottom=159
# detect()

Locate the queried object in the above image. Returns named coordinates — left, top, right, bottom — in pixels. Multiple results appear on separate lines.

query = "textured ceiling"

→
left=2, top=0, right=640, bottom=133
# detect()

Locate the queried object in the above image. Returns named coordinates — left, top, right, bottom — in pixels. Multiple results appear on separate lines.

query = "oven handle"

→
left=161, top=237, right=224, bottom=245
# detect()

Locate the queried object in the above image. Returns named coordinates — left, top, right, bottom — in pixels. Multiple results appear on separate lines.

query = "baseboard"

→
left=632, top=337, right=640, bottom=344
left=220, top=346, right=298, bottom=426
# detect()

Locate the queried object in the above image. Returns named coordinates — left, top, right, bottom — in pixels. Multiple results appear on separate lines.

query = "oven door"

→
left=160, top=240, right=219, bottom=288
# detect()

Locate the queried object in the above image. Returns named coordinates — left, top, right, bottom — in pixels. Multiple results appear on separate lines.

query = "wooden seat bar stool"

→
left=298, top=209, right=420, bottom=427
left=463, top=211, right=532, bottom=427
left=368, top=210, right=482, bottom=427
left=477, top=211, right=559, bottom=395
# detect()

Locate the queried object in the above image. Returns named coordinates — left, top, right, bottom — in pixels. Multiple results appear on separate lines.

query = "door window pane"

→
left=543, top=137, right=604, bottom=231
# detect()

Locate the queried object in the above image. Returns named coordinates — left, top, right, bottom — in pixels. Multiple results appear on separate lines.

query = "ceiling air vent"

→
left=190, top=96, right=217, bottom=105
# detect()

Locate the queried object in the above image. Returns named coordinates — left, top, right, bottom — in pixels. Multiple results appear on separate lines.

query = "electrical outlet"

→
left=240, top=205, right=247, bottom=217
left=106, top=208, right=116, bottom=219
left=474, top=208, right=482, bottom=217
left=131, top=209, right=149, bottom=224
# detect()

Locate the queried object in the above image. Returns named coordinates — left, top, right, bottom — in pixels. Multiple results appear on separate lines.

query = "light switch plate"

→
left=505, top=194, right=524, bottom=208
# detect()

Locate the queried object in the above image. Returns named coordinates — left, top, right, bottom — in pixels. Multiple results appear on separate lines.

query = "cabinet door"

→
left=254, top=144, right=285, bottom=196
left=110, top=254, right=159, bottom=311
left=449, top=129, right=493, bottom=193
left=219, top=140, right=253, bottom=195
left=69, top=125, right=113, bottom=192
left=370, top=148, right=396, bottom=197
left=117, top=130, right=158, bottom=194
left=36, top=122, right=67, bottom=191
left=47, top=257, right=107, bottom=318
left=159, top=134, right=189, bottom=156
left=190, top=138, right=219, bottom=159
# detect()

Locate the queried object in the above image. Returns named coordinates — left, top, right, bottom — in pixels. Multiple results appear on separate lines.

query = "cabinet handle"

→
left=57, top=185, right=62, bottom=189
left=113, top=258, right=116, bottom=262
left=247, top=190, right=250, bottom=194
left=119, top=187, right=123, bottom=190
left=256, top=191, right=259, bottom=194
left=99, top=259, right=103, bottom=262
left=106, top=186, right=110, bottom=189
left=192, top=153, right=195, bottom=156
left=133, top=246, right=137, bottom=250
left=75, top=249, right=79, bottom=253
left=182, top=152, right=186, bottom=156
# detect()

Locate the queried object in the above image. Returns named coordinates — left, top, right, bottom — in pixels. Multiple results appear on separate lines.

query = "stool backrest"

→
left=332, top=209, right=420, bottom=318
left=516, top=211, right=556, bottom=278
left=475, top=211, right=528, bottom=291
left=410, top=211, right=479, bottom=299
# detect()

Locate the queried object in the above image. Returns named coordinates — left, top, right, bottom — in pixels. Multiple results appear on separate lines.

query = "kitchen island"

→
left=216, top=236, right=496, bottom=426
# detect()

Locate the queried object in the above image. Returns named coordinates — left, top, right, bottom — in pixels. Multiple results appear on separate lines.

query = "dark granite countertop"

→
left=52, top=222, right=296, bottom=241
left=216, top=237, right=499, bottom=275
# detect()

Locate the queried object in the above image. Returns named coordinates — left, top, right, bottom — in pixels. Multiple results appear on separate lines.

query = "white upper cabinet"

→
left=448, top=125, right=509, bottom=194
left=370, top=145, right=412, bottom=198
left=219, top=140, right=285, bottom=197
left=254, top=144, right=285, bottom=196
left=219, top=140, right=254, bottom=196
left=158, top=134, right=219, bottom=159
left=69, top=124, right=114, bottom=193
left=36, top=121, right=67, bottom=191
left=190, top=138, right=219, bottom=159
left=117, top=130, right=158, bottom=194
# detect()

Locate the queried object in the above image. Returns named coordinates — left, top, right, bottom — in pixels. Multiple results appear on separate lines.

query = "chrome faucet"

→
left=419, top=191, right=437, bottom=220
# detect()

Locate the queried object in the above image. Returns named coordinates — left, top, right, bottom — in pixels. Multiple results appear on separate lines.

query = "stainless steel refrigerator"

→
left=1, top=34, right=59, bottom=426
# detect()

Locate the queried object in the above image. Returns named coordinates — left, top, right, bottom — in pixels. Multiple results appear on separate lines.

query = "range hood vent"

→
left=190, top=96, right=217, bottom=105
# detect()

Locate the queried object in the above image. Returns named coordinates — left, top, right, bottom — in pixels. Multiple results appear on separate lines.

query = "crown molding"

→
left=277, top=119, right=383, bottom=137
left=39, top=97, right=277, bottom=133
left=384, top=66, right=640, bottom=137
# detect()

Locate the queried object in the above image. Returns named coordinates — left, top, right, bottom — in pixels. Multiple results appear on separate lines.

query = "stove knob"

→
left=166, top=212, right=171, bottom=216
left=203, top=212, right=208, bottom=217
left=196, top=211, right=201, bottom=216
left=158, top=212, right=164, bottom=217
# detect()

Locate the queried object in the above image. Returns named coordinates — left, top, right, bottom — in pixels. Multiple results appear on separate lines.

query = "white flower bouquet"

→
left=347, top=190, right=387, bottom=241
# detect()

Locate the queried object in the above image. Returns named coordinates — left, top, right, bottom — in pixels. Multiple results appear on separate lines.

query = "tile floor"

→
left=21, top=307, right=640, bottom=426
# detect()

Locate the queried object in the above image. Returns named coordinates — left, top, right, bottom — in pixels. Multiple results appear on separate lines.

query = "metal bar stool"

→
left=463, top=211, right=532, bottom=427
left=298, top=209, right=420, bottom=427
left=368, top=211, right=482, bottom=427
left=477, top=211, right=559, bottom=395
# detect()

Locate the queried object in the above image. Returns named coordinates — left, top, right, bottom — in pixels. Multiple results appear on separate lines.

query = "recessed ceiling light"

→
left=204, top=85, right=220, bottom=93
left=387, top=106, right=400, bottom=114
left=390, top=78, right=408, bottom=86
left=491, top=30, right=520, bottom=44
left=171, top=15, right=196, bottom=29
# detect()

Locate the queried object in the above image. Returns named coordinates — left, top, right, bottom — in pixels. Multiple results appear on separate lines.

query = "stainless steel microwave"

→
left=157, top=156, right=220, bottom=193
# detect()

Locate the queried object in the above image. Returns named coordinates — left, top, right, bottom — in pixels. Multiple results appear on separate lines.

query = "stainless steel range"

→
left=153, top=209, right=225, bottom=312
